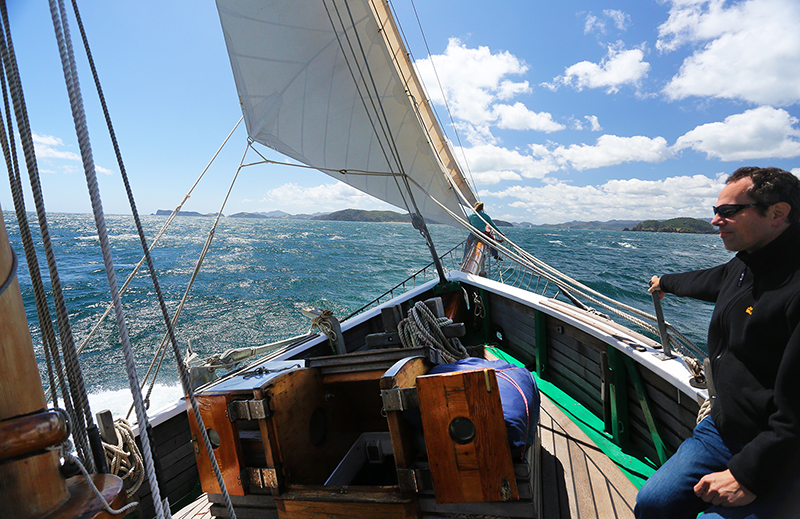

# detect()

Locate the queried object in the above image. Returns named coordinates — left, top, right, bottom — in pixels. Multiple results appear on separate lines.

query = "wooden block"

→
left=186, top=394, right=245, bottom=496
left=275, top=488, right=418, bottom=519
left=417, top=369, right=518, bottom=504
left=380, top=356, right=432, bottom=470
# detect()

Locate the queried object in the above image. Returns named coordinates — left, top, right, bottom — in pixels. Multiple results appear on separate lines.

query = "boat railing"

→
left=344, top=236, right=706, bottom=365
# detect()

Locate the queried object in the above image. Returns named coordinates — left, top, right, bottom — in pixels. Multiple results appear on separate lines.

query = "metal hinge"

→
left=396, top=468, right=431, bottom=493
left=227, top=398, right=271, bottom=422
left=380, top=387, right=419, bottom=412
left=246, top=467, right=279, bottom=489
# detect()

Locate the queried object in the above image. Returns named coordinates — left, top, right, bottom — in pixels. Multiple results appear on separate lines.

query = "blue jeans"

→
left=635, top=417, right=794, bottom=519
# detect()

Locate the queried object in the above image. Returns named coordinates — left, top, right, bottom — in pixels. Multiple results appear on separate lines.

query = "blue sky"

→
left=2, top=0, right=799, bottom=224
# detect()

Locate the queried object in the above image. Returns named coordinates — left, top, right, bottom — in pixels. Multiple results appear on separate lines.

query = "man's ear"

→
left=770, top=201, right=791, bottom=225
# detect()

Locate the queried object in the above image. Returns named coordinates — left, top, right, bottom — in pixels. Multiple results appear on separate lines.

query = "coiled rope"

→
left=397, top=301, right=468, bottom=363
left=103, top=419, right=145, bottom=498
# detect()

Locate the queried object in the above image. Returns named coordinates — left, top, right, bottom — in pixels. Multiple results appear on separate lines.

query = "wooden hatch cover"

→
left=417, top=368, right=518, bottom=504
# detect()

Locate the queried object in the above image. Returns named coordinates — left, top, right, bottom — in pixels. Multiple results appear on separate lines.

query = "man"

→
left=464, top=201, right=503, bottom=260
left=635, top=167, right=800, bottom=519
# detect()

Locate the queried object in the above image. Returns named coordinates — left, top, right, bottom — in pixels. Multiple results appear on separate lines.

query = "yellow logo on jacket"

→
left=745, top=306, right=753, bottom=315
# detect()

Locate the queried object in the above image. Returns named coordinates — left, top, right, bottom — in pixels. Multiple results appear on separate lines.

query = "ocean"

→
left=4, top=213, right=733, bottom=419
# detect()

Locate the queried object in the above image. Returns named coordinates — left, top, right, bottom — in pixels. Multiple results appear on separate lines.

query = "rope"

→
left=697, top=397, right=713, bottom=425
left=103, top=419, right=145, bottom=498
left=397, top=301, right=468, bottom=363
left=0, top=0, right=93, bottom=467
left=47, top=0, right=165, bottom=515
left=66, top=448, right=139, bottom=516
left=310, top=310, right=338, bottom=351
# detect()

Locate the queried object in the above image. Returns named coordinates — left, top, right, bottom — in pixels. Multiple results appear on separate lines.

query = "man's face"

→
left=711, top=177, right=778, bottom=253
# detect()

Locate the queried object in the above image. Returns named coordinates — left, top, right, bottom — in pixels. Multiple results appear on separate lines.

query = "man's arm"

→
left=648, top=263, right=731, bottom=303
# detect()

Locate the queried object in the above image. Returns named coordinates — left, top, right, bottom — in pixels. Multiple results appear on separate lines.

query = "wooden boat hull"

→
left=146, top=270, right=704, bottom=519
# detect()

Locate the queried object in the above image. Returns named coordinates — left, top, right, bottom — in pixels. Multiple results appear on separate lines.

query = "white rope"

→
left=311, top=310, right=338, bottom=350
left=103, top=419, right=145, bottom=498
left=397, top=301, right=468, bottom=363
left=48, top=0, right=166, bottom=514
left=67, top=450, right=140, bottom=516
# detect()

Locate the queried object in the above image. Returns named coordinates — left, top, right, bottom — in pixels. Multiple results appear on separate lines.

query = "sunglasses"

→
left=712, top=203, right=765, bottom=218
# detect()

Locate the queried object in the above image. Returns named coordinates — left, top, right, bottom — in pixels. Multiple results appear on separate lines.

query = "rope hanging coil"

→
left=103, top=419, right=145, bottom=498
left=397, top=301, right=468, bottom=363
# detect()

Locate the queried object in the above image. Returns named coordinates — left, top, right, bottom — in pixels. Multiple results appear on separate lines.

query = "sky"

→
left=2, top=0, right=799, bottom=224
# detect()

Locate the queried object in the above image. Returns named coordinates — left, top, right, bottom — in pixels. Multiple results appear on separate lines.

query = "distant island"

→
left=153, top=210, right=218, bottom=217
left=624, top=217, right=716, bottom=234
left=519, top=219, right=639, bottom=231
left=313, top=209, right=410, bottom=223
left=152, top=210, right=711, bottom=232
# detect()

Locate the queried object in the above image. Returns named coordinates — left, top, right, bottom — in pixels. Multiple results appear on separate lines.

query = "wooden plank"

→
left=322, top=369, right=386, bottom=384
left=381, top=357, right=431, bottom=469
left=186, top=393, right=246, bottom=496
left=538, top=405, right=570, bottom=519
left=548, top=369, right=604, bottom=418
left=275, top=488, right=417, bottom=519
left=539, top=395, right=637, bottom=518
left=417, top=369, right=518, bottom=504
left=549, top=345, right=602, bottom=393
left=264, top=368, right=344, bottom=485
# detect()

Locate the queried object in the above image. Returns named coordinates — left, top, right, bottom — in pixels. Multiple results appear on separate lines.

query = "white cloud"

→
left=415, top=38, right=530, bottom=124
left=458, top=133, right=672, bottom=186
left=552, top=135, right=672, bottom=170
left=658, top=0, right=800, bottom=105
left=492, top=103, right=565, bottom=132
left=33, top=132, right=80, bottom=161
left=674, top=106, right=800, bottom=160
left=259, top=182, right=394, bottom=211
left=604, top=9, right=631, bottom=31
left=460, top=143, right=554, bottom=184
left=32, top=132, right=115, bottom=175
left=584, top=10, right=630, bottom=34
left=584, top=14, right=604, bottom=34
left=585, top=115, right=603, bottom=132
left=482, top=173, right=726, bottom=223
left=546, top=42, right=650, bottom=94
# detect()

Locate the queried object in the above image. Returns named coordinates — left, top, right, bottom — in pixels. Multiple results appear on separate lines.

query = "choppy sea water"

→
left=4, top=213, right=733, bottom=419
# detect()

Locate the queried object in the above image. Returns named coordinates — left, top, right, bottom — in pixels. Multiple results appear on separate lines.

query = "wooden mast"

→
left=0, top=205, right=70, bottom=516
left=0, top=204, right=126, bottom=518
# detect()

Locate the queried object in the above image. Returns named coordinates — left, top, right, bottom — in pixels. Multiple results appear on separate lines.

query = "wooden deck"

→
left=539, top=394, right=637, bottom=518
left=173, top=391, right=638, bottom=519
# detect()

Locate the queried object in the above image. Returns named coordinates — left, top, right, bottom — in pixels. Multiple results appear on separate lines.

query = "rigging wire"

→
left=0, top=0, right=95, bottom=469
left=47, top=0, right=168, bottom=514
left=66, top=5, right=238, bottom=515
left=391, top=0, right=478, bottom=195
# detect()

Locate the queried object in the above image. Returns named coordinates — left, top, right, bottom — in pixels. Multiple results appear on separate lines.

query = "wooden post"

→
left=96, top=410, right=118, bottom=446
left=0, top=205, right=70, bottom=518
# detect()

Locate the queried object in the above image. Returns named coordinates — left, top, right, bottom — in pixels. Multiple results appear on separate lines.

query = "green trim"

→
left=488, top=346, right=658, bottom=489
left=623, top=355, right=670, bottom=466
left=607, top=347, right=630, bottom=449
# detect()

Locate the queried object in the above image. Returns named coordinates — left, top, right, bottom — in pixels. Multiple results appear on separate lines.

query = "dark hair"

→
left=727, top=167, right=800, bottom=224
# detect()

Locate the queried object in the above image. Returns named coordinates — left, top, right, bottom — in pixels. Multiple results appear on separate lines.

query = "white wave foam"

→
left=88, top=382, right=184, bottom=424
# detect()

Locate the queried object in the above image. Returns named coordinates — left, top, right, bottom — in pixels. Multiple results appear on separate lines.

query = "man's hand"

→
left=648, top=275, right=665, bottom=300
left=694, top=469, right=756, bottom=507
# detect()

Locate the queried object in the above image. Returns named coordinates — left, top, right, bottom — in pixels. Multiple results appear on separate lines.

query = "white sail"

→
left=216, top=0, right=476, bottom=226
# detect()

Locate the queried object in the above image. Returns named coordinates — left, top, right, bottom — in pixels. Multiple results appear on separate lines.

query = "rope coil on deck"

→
left=398, top=301, right=468, bottom=363
left=103, top=418, right=145, bottom=498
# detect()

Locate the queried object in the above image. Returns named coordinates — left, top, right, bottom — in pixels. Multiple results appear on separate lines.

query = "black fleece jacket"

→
left=660, top=223, right=800, bottom=496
